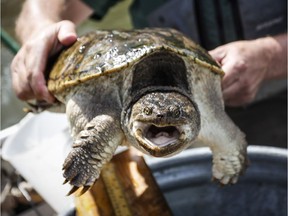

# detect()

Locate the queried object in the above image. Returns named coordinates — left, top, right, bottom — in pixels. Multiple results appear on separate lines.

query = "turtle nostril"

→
left=157, top=114, right=164, bottom=118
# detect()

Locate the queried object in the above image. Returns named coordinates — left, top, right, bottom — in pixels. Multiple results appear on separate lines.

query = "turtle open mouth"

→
left=132, top=122, right=181, bottom=148
left=145, top=125, right=180, bottom=147
left=130, top=120, right=195, bottom=157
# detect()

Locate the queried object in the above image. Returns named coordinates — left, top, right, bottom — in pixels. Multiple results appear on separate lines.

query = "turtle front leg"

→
left=198, top=112, right=248, bottom=185
left=63, top=115, right=124, bottom=195
left=189, top=69, right=248, bottom=185
left=210, top=121, right=248, bottom=185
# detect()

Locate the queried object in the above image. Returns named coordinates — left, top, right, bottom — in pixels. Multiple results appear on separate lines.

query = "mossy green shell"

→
left=48, top=28, right=224, bottom=95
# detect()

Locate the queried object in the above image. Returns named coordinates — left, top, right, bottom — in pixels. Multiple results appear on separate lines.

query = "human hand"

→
left=209, top=39, right=272, bottom=107
left=11, top=20, right=77, bottom=103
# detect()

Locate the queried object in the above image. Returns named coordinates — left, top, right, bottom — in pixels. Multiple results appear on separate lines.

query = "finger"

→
left=23, top=39, right=54, bottom=102
left=209, top=48, right=241, bottom=90
left=57, top=20, right=77, bottom=46
left=222, top=80, right=240, bottom=103
left=12, top=68, right=34, bottom=101
left=48, top=20, right=78, bottom=58
left=209, top=48, right=226, bottom=63
left=27, top=42, right=56, bottom=103
left=222, top=80, right=256, bottom=107
left=221, top=54, right=248, bottom=90
left=29, top=71, right=55, bottom=103
left=221, top=61, right=242, bottom=90
left=46, top=21, right=77, bottom=55
left=11, top=51, right=35, bottom=100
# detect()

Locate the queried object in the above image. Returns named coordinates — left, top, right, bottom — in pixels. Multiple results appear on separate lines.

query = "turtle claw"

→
left=67, top=186, right=80, bottom=196
left=211, top=175, right=238, bottom=186
left=66, top=185, right=91, bottom=196
left=79, top=186, right=91, bottom=196
left=63, top=179, right=69, bottom=185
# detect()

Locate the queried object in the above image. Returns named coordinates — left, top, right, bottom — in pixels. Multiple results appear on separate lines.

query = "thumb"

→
left=209, top=47, right=226, bottom=64
left=57, top=20, right=78, bottom=46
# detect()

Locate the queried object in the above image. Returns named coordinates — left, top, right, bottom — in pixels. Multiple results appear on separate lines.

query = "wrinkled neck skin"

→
left=123, top=90, right=200, bottom=157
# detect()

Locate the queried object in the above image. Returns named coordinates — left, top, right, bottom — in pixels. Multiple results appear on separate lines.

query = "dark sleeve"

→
left=81, top=0, right=119, bottom=20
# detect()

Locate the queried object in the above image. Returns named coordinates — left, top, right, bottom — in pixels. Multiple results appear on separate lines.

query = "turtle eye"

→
left=169, top=105, right=181, bottom=118
left=143, top=106, right=153, bottom=115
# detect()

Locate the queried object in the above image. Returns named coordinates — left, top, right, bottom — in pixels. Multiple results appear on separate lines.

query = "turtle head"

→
left=127, top=91, right=200, bottom=157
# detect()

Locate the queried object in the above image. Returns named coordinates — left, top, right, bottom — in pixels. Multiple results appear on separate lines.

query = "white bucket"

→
left=2, top=111, right=74, bottom=215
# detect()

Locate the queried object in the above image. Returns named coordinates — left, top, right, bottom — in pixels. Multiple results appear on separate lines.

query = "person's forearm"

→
left=257, top=33, right=287, bottom=81
left=16, top=0, right=93, bottom=43
left=16, top=0, right=66, bottom=43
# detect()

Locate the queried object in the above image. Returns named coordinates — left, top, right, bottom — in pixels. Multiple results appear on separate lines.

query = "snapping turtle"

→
left=47, top=28, right=247, bottom=195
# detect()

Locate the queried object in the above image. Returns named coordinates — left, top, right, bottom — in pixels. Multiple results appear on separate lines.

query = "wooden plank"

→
left=75, top=148, right=172, bottom=216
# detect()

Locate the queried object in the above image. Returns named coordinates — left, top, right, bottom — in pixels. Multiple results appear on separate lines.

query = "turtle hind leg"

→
left=63, top=115, right=124, bottom=195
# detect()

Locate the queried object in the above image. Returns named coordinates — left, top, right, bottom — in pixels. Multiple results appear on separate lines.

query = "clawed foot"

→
left=62, top=116, right=123, bottom=196
left=212, top=152, right=248, bottom=185
left=62, top=146, right=102, bottom=196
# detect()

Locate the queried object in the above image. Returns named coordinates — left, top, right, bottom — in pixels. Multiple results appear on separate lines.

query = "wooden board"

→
left=75, top=148, right=172, bottom=216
